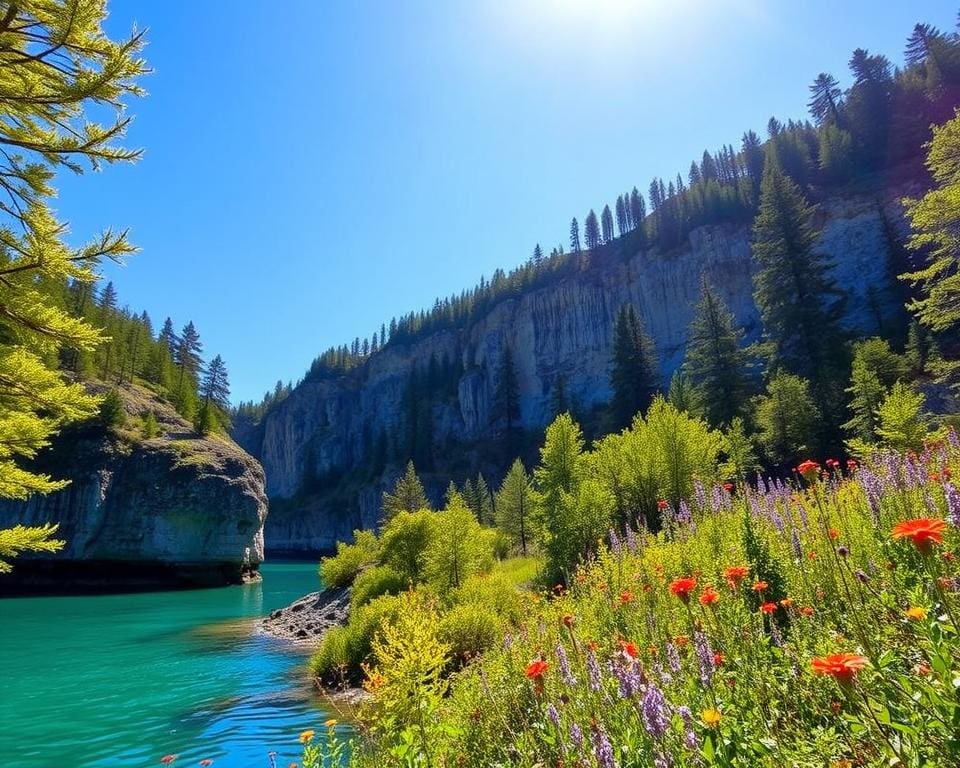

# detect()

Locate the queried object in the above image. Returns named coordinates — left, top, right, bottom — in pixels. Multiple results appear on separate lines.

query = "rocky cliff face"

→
left=240, top=187, right=914, bottom=553
left=0, top=385, right=268, bottom=593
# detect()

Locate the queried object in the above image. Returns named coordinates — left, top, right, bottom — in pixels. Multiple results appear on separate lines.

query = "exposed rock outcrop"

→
left=261, top=585, right=351, bottom=645
left=238, top=186, right=917, bottom=553
left=0, top=384, right=268, bottom=593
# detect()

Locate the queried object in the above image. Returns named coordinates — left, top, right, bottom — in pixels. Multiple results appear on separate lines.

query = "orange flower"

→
left=299, top=730, right=315, bottom=744
left=701, top=708, right=722, bottom=727
left=796, top=460, right=820, bottom=479
left=760, top=601, right=777, bottom=615
left=916, top=663, right=931, bottom=676
left=779, top=597, right=794, bottom=608
left=619, top=590, right=633, bottom=605
left=325, top=718, right=338, bottom=728
left=668, top=576, right=698, bottom=602
left=525, top=660, right=549, bottom=679
left=562, top=614, right=575, bottom=629
left=828, top=528, right=839, bottom=540
left=587, top=640, right=599, bottom=651
left=891, top=518, right=947, bottom=552
left=619, top=640, right=639, bottom=658
left=752, top=580, right=768, bottom=593
left=905, top=606, right=928, bottom=621
left=810, top=653, right=869, bottom=683
left=657, top=499, right=669, bottom=511
left=722, top=482, right=734, bottom=492
left=800, top=606, right=815, bottom=617
left=674, top=634, right=689, bottom=648
left=724, top=565, right=749, bottom=589
left=699, top=585, right=720, bottom=606
left=713, top=652, right=725, bottom=666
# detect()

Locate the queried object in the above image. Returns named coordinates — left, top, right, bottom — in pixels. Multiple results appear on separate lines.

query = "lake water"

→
left=0, top=562, right=339, bottom=768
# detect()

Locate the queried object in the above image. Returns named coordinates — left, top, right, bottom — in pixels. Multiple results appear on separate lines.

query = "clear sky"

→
left=56, top=0, right=956, bottom=403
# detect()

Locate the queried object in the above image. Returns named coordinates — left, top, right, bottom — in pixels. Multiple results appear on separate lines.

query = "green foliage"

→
left=381, top=461, right=430, bottom=522
left=0, top=523, right=64, bottom=573
left=425, top=499, right=487, bottom=591
left=844, top=338, right=907, bottom=445
left=98, top=388, right=125, bottom=429
left=142, top=410, right=160, bottom=439
left=491, top=344, right=521, bottom=436
left=609, top=304, right=658, bottom=430
left=379, top=510, right=436, bottom=584
left=494, top=459, right=536, bottom=555
left=874, top=381, right=929, bottom=453
left=723, top=416, right=760, bottom=480
left=350, top=565, right=408, bottom=613
left=319, top=529, right=381, bottom=588
left=742, top=507, right=788, bottom=617
left=754, top=372, right=820, bottom=465
left=439, top=602, right=501, bottom=661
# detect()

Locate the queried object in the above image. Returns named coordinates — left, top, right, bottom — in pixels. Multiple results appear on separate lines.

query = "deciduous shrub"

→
left=319, top=529, right=380, bottom=587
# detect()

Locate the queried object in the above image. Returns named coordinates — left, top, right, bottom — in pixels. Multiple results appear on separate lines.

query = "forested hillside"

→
left=234, top=17, right=960, bottom=552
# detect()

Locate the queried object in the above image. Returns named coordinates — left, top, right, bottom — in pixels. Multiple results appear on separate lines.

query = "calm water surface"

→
left=0, top=562, right=339, bottom=768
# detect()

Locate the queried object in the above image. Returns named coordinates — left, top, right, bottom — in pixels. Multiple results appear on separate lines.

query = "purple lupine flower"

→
left=769, top=504, right=785, bottom=534
left=748, top=492, right=762, bottom=519
left=756, top=473, right=768, bottom=495
left=625, top=523, right=637, bottom=553
left=791, top=527, right=802, bottom=559
left=794, top=497, right=809, bottom=529
left=591, top=723, right=618, bottom=768
left=677, top=706, right=699, bottom=751
left=710, top=484, right=723, bottom=513
left=608, top=527, right=621, bottom=556
left=612, top=654, right=640, bottom=699
left=770, top=621, right=783, bottom=648
left=654, top=752, right=672, bottom=768
left=676, top=499, right=692, bottom=525
left=641, top=682, right=671, bottom=739
left=653, top=659, right=672, bottom=685
left=905, top=454, right=923, bottom=488
left=666, top=641, right=681, bottom=674
left=945, top=482, right=960, bottom=528
left=570, top=722, right=584, bottom=749
left=693, top=631, right=715, bottom=686
left=556, top=643, right=577, bottom=686
left=947, top=427, right=959, bottom=450
left=547, top=703, right=561, bottom=728
left=587, top=648, right=602, bottom=692
left=858, top=468, right=883, bottom=527
left=502, top=633, right=513, bottom=650
left=694, top=479, right=707, bottom=512
left=924, top=491, right=939, bottom=518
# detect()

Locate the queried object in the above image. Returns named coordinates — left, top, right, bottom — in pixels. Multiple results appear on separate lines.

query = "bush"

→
left=452, top=572, right=524, bottom=625
left=319, top=529, right=380, bottom=587
left=439, top=602, right=501, bottom=661
left=350, top=565, right=408, bottom=613
left=379, top=510, right=436, bottom=583
left=310, top=593, right=404, bottom=685
left=98, top=388, right=125, bottom=428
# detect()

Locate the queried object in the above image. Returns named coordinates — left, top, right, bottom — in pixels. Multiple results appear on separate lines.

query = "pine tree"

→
left=600, top=204, right=614, bottom=244
left=685, top=279, right=752, bottom=427
left=495, top=459, right=535, bottom=555
left=754, top=373, right=819, bottom=466
left=382, top=461, right=430, bottom=521
left=629, top=188, right=646, bottom=237
left=174, top=321, right=203, bottom=412
left=667, top=369, right=695, bottom=414
left=532, top=243, right=544, bottom=265
left=609, top=305, right=658, bottom=430
left=569, top=217, right=581, bottom=253
left=492, top=344, right=521, bottom=435
left=807, top=73, right=842, bottom=126
left=584, top=209, right=600, bottom=250
left=615, top=195, right=628, bottom=236
left=201, top=354, right=231, bottom=411
left=474, top=473, right=494, bottom=525
left=904, top=23, right=944, bottom=67
left=752, top=161, right=846, bottom=410
left=0, top=2, right=145, bottom=515
left=158, top=318, right=178, bottom=354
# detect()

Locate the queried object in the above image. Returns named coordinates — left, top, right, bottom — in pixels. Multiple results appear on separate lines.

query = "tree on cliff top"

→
left=0, top=1, right=147, bottom=567
left=382, top=461, right=430, bottom=522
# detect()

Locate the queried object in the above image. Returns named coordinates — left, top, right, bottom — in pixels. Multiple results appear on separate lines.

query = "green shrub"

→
left=452, top=572, right=524, bottom=624
left=98, top=388, right=125, bottom=428
left=350, top=565, right=408, bottom=613
left=310, top=593, right=403, bottom=685
left=379, top=510, right=436, bottom=583
left=438, top=602, right=500, bottom=661
left=319, top=529, right=380, bottom=587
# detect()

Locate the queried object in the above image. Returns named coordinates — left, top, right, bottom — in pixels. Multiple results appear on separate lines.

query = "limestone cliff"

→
left=239, top=186, right=915, bottom=553
left=0, top=384, right=268, bottom=592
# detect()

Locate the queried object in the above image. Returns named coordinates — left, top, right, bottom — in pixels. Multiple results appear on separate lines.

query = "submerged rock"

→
left=260, top=585, right=350, bottom=645
left=0, top=383, right=268, bottom=593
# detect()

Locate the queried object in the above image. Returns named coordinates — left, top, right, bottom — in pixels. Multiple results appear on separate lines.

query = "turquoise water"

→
left=0, top=562, right=339, bottom=768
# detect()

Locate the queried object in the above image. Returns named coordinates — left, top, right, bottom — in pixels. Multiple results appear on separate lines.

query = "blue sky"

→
left=57, top=0, right=956, bottom=403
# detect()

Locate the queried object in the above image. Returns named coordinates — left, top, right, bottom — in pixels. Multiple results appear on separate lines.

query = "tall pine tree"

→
left=609, top=305, right=658, bottom=430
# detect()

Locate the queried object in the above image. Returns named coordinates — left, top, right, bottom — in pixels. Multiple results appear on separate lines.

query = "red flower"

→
left=760, top=601, right=777, bottom=615
left=713, top=652, right=725, bottom=666
left=828, top=528, right=839, bottom=540
left=525, top=660, right=549, bottom=679
left=944, top=467, right=952, bottom=480
left=826, top=458, right=840, bottom=469
left=810, top=653, right=869, bottom=683
left=699, top=585, right=720, bottom=606
left=752, top=580, right=768, bottom=593
left=619, top=640, right=639, bottom=658
left=722, top=482, right=734, bottom=492
left=800, top=606, right=815, bottom=617
left=846, top=459, right=857, bottom=471
left=657, top=499, right=669, bottom=511
left=930, top=472, right=941, bottom=482
left=780, top=597, right=794, bottom=608
left=619, top=590, right=633, bottom=605
left=674, top=635, right=689, bottom=648
left=891, top=518, right=948, bottom=552
left=723, top=565, right=749, bottom=589
left=562, top=614, right=574, bottom=629
left=587, top=640, right=598, bottom=651
left=796, top=460, right=820, bottom=479
left=160, top=758, right=177, bottom=766
left=668, top=576, right=698, bottom=602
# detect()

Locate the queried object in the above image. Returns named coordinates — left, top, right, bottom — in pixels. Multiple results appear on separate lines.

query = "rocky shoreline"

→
left=260, top=585, right=351, bottom=644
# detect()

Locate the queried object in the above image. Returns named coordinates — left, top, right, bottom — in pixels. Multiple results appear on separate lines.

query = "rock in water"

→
left=0, top=383, right=268, bottom=593
left=261, top=586, right=351, bottom=645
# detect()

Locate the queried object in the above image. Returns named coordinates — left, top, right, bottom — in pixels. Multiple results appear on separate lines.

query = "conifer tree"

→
left=752, top=161, right=846, bottom=416
left=569, top=218, right=581, bottom=253
left=174, top=321, right=203, bottom=413
left=615, top=195, right=628, bottom=236
left=492, top=344, right=521, bottom=435
left=609, top=305, right=658, bottom=430
left=685, top=279, right=752, bottom=427
left=495, top=459, right=535, bottom=555
left=667, top=370, right=696, bottom=415
left=201, top=354, right=231, bottom=411
left=532, top=243, right=544, bottom=265
left=382, top=461, right=430, bottom=521
left=0, top=1, right=146, bottom=514
left=584, top=209, right=600, bottom=250
left=159, top=318, right=178, bottom=354
left=808, top=73, right=843, bottom=125
left=629, top=188, right=646, bottom=234
left=474, top=473, right=494, bottom=525
left=754, top=373, right=819, bottom=466
left=600, top=204, right=614, bottom=244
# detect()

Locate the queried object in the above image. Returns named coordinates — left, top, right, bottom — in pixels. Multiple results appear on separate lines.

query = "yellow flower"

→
left=906, top=606, right=928, bottom=621
left=325, top=718, right=338, bottom=728
left=701, top=708, right=722, bottom=728
left=299, top=729, right=315, bottom=744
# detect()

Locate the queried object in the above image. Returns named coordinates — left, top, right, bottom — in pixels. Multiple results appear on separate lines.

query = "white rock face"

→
left=242, top=190, right=908, bottom=551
